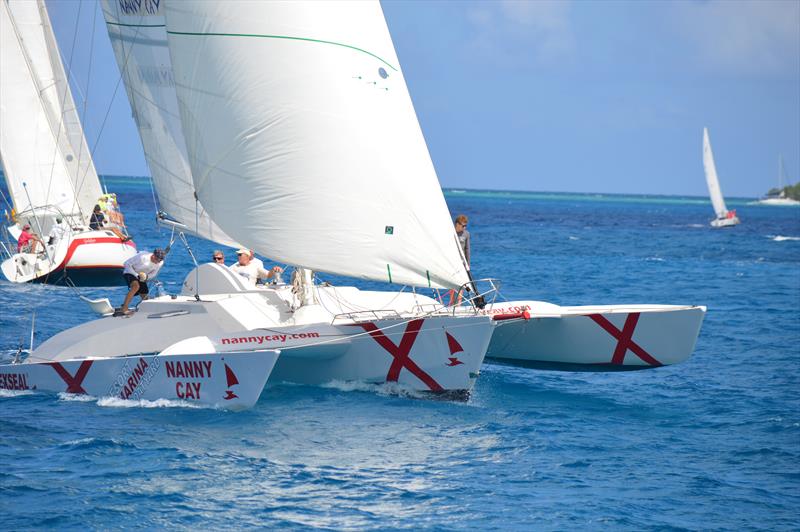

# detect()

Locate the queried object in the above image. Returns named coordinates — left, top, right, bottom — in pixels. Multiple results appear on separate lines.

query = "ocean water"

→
left=1, top=178, right=798, bottom=530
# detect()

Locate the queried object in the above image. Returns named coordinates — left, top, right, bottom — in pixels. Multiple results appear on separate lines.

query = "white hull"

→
left=1, top=228, right=137, bottom=285
left=710, top=216, right=740, bottom=228
left=25, top=264, right=494, bottom=398
left=0, top=350, right=276, bottom=410
left=756, top=197, right=800, bottom=206
left=475, top=301, right=705, bottom=370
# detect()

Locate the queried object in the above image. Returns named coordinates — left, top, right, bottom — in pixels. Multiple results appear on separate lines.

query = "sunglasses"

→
left=214, top=256, right=224, bottom=261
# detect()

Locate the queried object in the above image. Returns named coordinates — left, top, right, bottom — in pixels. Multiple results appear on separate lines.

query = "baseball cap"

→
left=236, top=248, right=249, bottom=255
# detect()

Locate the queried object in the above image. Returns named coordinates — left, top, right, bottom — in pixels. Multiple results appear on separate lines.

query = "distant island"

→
left=765, top=182, right=800, bottom=201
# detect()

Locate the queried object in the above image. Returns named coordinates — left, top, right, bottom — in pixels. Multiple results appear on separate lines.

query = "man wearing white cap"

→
left=229, top=248, right=282, bottom=287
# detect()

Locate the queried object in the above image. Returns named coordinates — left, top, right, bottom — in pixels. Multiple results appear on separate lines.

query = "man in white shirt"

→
left=229, top=248, right=282, bottom=287
left=118, top=248, right=165, bottom=315
left=47, top=216, right=69, bottom=247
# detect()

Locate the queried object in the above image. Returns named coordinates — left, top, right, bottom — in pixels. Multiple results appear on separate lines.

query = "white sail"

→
left=1, top=0, right=79, bottom=218
left=99, top=0, right=239, bottom=247
left=1, top=0, right=102, bottom=222
left=163, top=0, right=469, bottom=289
left=702, top=128, right=729, bottom=218
left=166, top=1, right=468, bottom=287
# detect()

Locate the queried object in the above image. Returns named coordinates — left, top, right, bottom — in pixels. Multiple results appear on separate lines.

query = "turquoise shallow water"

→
left=1, top=178, right=799, bottom=529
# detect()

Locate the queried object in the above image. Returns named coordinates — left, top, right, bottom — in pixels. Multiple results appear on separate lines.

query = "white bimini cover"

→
left=164, top=0, right=469, bottom=289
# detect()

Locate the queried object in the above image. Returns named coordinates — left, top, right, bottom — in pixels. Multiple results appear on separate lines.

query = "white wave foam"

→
left=688, top=224, right=704, bottom=228
left=645, top=257, right=665, bottom=262
left=58, top=392, right=96, bottom=402
left=769, top=235, right=800, bottom=242
left=0, top=388, right=34, bottom=398
left=320, top=379, right=426, bottom=399
left=96, top=396, right=211, bottom=409
left=568, top=236, right=579, bottom=241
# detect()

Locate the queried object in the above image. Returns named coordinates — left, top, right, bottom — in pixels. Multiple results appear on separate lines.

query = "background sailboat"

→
left=0, top=0, right=136, bottom=285
left=703, top=127, right=740, bottom=228
left=757, top=155, right=800, bottom=206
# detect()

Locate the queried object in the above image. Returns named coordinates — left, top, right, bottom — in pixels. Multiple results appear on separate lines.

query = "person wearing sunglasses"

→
left=212, top=250, right=225, bottom=265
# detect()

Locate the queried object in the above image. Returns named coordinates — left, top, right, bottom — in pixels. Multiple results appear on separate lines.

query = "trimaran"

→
left=0, top=0, right=137, bottom=286
left=0, top=0, right=705, bottom=409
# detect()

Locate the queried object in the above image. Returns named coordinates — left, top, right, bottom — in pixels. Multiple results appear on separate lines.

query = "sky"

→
left=45, top=0, right=800, bottom=197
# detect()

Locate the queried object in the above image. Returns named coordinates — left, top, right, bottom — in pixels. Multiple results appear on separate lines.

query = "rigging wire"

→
left=71, top=0, right=103, bottom=200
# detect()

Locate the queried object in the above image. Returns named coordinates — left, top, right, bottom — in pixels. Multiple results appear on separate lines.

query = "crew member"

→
left=229, top=248, right=282, bottom=287
left=48, top=216, right=68, bottom=247
left=89, top=204, right=130, bottom=242
left=454, top=214, right=470, bottom=266
left=17, top=224, right=43, bottom=254
left=118, top=248, right=166, bottom=315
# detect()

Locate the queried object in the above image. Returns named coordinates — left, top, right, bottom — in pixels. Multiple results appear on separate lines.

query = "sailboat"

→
left=757, top=155, right=799, bottom=206
left=703, top=128, right=740, bottom=228
left=0, top=0, right=137, bottom=286
left=0, top=0, right=495, bottom=407
left=105, top=0, right=705, bottom=373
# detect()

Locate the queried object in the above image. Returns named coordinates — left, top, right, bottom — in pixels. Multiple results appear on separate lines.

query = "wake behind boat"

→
left=0, top=0, right=136, bottom=285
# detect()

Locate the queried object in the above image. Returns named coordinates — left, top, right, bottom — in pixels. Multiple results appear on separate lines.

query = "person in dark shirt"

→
left=89, top=205, right=105, bottom=230
left=89, top=204, right=130, bottom=242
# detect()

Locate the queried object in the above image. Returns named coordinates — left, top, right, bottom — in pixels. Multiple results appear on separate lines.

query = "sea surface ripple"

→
left=1, top=179, right=798, bottom=530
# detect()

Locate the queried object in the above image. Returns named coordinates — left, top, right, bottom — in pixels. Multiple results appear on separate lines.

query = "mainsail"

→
left=164, top=0, right=469, bottom=289
left=100, top=0, right=239, bottom=247
left=702, top=128, right=729, bottom=219
left=0, top=0, right=102, bottom=222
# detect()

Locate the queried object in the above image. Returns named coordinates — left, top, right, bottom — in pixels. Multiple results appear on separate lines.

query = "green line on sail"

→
left=387, top=264, right=393, bottom=284
left=426, top=270, right=431, bottom=288
left=167, top=30, right=398, bottom=71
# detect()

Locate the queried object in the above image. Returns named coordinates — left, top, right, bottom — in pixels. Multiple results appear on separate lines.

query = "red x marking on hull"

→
left=48, top=360, right=94, bottom=394
left=354, top=319, right=444, bottom=392
left=588, top=313, right=662, bottom=366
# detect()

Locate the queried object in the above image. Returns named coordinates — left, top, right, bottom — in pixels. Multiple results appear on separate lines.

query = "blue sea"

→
left=1, top=177, right=799, bottom=530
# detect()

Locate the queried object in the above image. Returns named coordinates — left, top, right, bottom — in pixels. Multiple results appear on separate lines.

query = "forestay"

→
left=703, top=128, right=728, bottom=218
left=164, top=0, right=470, bottom=289
left=0, top=0, right=102, bottom=221
left=100, top=0, right=239, bottom=248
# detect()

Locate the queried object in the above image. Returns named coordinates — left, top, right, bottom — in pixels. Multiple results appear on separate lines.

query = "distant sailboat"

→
left=757, top=155, right=800, bottom=206
left=703, top=128, right=740, bottom=228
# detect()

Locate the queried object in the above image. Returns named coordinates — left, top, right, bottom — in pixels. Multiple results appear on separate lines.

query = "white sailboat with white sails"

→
left=0, top=0, right=495, bottom=407
left=703, top=127, right=740, bottom=228
left=757, top=155, right=799, bottom=206
left=0, top=0, right=137, bottom=286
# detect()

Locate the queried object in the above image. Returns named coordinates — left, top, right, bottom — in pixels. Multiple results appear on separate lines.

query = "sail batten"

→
left=164, top=0, right=469, bottom=289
